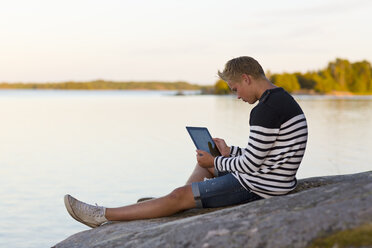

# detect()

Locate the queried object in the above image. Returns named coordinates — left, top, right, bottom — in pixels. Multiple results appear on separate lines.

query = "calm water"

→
left=0, top=90, right=371, bottom=247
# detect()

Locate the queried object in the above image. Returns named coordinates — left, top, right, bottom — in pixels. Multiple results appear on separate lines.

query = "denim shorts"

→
left=191, top=172, right=262, bottom=208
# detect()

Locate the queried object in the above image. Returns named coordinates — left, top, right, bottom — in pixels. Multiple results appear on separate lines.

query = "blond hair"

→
left=218, top=56, right=265, bottom=82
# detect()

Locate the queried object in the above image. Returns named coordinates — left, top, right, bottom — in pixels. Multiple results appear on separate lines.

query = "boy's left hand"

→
left=196, top=150, right=215, bottom=168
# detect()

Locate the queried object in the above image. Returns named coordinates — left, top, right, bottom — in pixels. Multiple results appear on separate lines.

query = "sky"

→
left=1, top=0, right=372, bottom=85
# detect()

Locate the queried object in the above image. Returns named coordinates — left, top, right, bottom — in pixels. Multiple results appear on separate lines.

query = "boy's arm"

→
left=214, top=125, right=279, bottom=174
left=229, top=146, right=243, bottom=157
left=213, top=138, right=243, bottom=157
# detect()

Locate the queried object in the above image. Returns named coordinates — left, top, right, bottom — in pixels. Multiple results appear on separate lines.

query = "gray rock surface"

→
left=53, top=171, right=372, bottom=248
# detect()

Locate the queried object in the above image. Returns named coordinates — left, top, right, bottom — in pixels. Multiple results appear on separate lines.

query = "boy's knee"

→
left=168, top=185, right=192, bottom=202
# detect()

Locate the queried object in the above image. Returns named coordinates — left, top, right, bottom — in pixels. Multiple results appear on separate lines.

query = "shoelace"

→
left=94, top=203, right=104, bottom=218
left=76, top=200, right=103, bottom=218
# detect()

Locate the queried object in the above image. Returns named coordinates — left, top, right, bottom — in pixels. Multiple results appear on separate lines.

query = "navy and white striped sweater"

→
left=214, top=87, right=308, bottom=198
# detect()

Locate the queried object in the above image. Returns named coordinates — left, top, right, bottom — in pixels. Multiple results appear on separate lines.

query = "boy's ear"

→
left=241, top=74, right=251, bottom=84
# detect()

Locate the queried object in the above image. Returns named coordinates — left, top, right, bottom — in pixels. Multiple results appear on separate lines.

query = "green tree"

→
left=295, top=72, right=317, bottom=89
left=350, top=61, right=372, bottom=92
left=327, top=58, right=353, bottom=91
left=312, top=71, right=335, bottom=93
left=270, top=73, right=300, bottom=93
left=214, top=80, right=230, bottom=95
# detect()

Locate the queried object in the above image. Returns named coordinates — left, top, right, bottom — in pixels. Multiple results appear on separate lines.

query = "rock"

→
left=53, top=171, right=372, bottom=248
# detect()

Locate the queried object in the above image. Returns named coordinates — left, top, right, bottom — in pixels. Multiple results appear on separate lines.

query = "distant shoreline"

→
left=0, top=88, right=371, bottom=96
left=1, top=80, right=371, bottom=96
left=292, top=89, right=372, bottom=96
left=2, top=58, right=372, bottom=95
left=0, top=81, right=201, bottom=91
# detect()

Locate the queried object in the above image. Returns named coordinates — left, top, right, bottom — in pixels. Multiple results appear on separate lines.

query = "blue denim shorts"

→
left=191, top=172, right=262, bottom=208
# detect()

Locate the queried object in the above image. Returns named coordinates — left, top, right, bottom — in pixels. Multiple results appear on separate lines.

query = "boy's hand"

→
left=196, top=150, right=215, bottom=168
left=208, top=141, right=220, bottom=157
left=213, top=138, right=230, bottom=157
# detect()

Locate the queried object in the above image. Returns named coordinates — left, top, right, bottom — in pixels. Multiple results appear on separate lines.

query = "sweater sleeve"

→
left=214, top=125, right=280, bottom=174
left=229, top=145, right=243, bottom=157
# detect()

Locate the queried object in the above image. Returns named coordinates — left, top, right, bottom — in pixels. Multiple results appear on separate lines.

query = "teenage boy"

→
left=64, top=56, right=308, bottom=228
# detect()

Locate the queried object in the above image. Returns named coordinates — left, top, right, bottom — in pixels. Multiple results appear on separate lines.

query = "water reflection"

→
left=295, top=98, right=372, bottom=178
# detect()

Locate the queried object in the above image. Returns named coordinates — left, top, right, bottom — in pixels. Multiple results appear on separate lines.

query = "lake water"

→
left=0, top=90, right=371, bottom=247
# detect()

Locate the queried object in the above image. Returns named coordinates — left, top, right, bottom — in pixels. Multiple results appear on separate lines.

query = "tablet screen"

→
left=186, top=127, right=221, bottom=156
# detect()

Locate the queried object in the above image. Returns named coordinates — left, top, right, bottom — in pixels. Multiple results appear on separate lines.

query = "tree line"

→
left=269, top=58, right=372, bottom=93
left=212, top=58, right=372, bottom=94
left=0, top=80, right=200, bottom=91
left=1, top=58, right=371, bottom=94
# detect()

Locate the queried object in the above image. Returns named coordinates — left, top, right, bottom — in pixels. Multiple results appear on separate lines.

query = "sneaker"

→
left=64, top=194, right=108, bottom=228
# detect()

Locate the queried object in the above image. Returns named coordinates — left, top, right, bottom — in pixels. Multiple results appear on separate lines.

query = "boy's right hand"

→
left=213, top=138, right=230, bottom=157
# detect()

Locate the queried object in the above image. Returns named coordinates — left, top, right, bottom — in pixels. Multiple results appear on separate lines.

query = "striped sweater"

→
left=214, top=87, right=308, bottom=198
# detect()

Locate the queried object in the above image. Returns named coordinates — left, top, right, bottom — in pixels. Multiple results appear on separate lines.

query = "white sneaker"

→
left=64, top=194, right=108, bottom=228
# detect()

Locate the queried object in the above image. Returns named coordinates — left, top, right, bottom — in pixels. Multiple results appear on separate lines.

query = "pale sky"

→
left=1, top=0, right=371, bottom=85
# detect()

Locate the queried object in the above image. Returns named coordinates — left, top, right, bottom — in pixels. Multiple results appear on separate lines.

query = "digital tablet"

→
left=186, top=126, right=221, bottom=156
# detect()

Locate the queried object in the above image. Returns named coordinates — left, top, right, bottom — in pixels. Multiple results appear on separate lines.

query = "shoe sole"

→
left=64, top=195, right=98, bottom=228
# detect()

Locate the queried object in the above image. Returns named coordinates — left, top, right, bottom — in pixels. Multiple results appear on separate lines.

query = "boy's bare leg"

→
left=185, top=163, right=215, bottom=185
left=137, top=163, right=213, bottom=203
left=105, top=185, right=196, bottom=221
left=66, top=164, right=215, bottom=225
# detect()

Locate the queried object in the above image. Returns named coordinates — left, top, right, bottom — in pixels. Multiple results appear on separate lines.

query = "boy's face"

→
left=228, top=74, right=257, bottom=104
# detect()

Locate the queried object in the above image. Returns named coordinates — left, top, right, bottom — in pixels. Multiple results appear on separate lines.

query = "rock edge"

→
left=54, top=171, right=372, bottom=248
